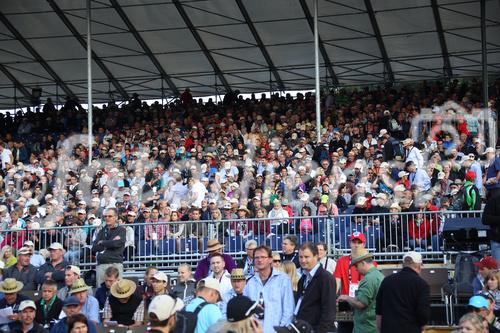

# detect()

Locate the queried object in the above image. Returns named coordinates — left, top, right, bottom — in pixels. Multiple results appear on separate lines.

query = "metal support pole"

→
left=314, top=0, right=321, bottom=143
left=161, top=77, right=164, bottom=106
left=269, top=68, right=272, bottom=99
left=481, top=0, right=488, bottom=144
left=56, top=83, right=59, bottom=110
left=87, top=0, right=93, bottom=166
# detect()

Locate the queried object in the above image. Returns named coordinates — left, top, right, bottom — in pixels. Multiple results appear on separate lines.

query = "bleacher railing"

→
left=0, top=210, right=483, bottom=271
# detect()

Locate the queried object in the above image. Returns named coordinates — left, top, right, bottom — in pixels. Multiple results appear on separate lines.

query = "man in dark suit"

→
left=375, top=251, right=430, bottom=333
left=294, top=242, right=336, bottom=333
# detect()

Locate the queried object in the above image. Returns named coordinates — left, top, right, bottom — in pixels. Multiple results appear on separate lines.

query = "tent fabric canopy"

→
left=0, top=0, right=499, bottom=108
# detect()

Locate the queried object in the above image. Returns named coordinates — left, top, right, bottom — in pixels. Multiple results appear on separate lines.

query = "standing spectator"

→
left=208, top=254, right=232, bottom=298
left=484, top=147, right=500, bottom=199
left=35, top=280, right=63, bottom=329
left=244, top=245, right=294, bottom=333
left=36, top=242, right=68, bottom=288
left=280, top=235, right=300, bottom=268
left=220, top=268, right=247, bottom=316
left=184, top=277, right=223, bottom=333
left=237, top=239, right=257, bottom=278
left=7, top=300, right=47, bottom=333
left=484, top=188, right=500, bottom=264
left=294, top=243, right=336, bottom=333
left=403, top=139, right=424, bottom=169
left=194, top=239, right=236, bottom=281
left=338, top=251, right=383, bottom=333
left=317, top=242, right=336, bottom=274
left=171, top=264, right=196, bottom=305
left=68, top=279, right=99, bottom=323
left=92, top=208, right=126, bottom=287
left=4, top=246, right=37, bottom=290
left=95, top=266, right=119, bottom=310
left=102, top=279, right=145, bottom=328
left=148, top=294, right=184, bottom=333
left=376, top=252, right=430, bottom=333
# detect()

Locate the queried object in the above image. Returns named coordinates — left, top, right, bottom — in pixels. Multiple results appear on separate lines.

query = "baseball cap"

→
left=483, top=147, right=495, bottom=155
left=149, top=295, right=184, bottom=321
left=274, top=319, right=313, bottom=333
left=468, top=295, right=489, bottom=309
left=17, top=247, right=31, bottom=255
left=474, top=256, right=499, bottom=270
left=63, top=296, right=80, bottom=307
left=226, top=295, right=262, bottom=322
left=48, top=242, right=64, bottom=250
left=23, top=240, right=34, bottom=247
left=66, top=265, right=81, bottom=276
left=403, top=251, right=423, bottom=264
left=19, top=300, right=36, bottom=311
left=200, top=277, right=222, bottom=300
left=350, top=232, right=366, bottom=244
left=152, top=271, right=169, bottom=283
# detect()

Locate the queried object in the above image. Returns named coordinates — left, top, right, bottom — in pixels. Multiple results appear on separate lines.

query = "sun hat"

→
left=0, top=278, right=23, bottom=293
left=17, top=247, right=31, bottom=255
left=148, top=295, right=184, bottom=321
left=110, top=279, right=137, bottom=299
left=206, top=239, right=224, bottom=252
left=68, top=279, right=90, bottom=294
left=230, top=268, right=246, bottom=281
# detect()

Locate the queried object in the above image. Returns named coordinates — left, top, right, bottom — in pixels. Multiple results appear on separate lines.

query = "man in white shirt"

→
left=0, top=144, right=13, bottom=170
left=209, top=254, right=232, bottom=298
left=403, top=138, right=424, bottom=169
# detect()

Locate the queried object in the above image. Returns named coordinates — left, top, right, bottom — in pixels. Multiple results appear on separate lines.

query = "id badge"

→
left=349, top=283, right=359, bottom=297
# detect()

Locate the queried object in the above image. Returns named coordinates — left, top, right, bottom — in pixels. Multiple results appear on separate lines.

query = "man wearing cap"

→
left=194, top=239, right=236, bottom=281
left=0, top=278, right=29, bottom=317
left=4, top=246, right=37, bottom=290
left=294, top=243, right=336, bottom=333
left=146, top=271, right=170, bottom=307
left=50, top=296, right=98, bottom=333
left=23, top=241, right=45, bottom=268
left=237, top=239, right=257, bottom=278
left=185, top=277, right=223, bottom=333
left=36, top=242, right=69, bottom=289
left=6, top=300, right=47, bottom=333
left=148, top=294, right=184, bottom=333
left=338, top=250, right=383, bottom=333
left=473, top=291, right=500, bottom=332
left=66, top=278, right=99, bottom=323
left=103, top=279, right=145, bottom=328
left=92, top=207, right=126, bottom=287
left=376, top=252, right=430, bottom=333
left=220, top=268, right=247, bottom=316
left=472, top=256, right=499, bottom=294
left=244, top=245, right=294, bottom=333
left=403, top=139, right=423, bottom=169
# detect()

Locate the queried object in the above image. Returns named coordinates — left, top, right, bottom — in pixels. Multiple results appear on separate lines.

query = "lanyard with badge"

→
left=348, top=257, right=358, bottom=297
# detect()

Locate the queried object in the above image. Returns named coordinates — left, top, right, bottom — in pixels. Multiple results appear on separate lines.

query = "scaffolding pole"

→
left=480, top=0, right=489, bottom=145
left=87, top=0, right=93, bottom=166
left=314, top=0, right=321, bottom=143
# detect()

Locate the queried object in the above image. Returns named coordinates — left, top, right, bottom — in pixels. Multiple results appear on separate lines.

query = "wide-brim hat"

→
left=206, top=239, right=224, bottom=252
left=0, top=278, right=24, bottom=293
left=110, top=279, right=137, bottom=299
left=230, top=268, right=246, bottom=281
left=237, top=205, right=251, bottom=214
left=69, top=278, right=90, bottom=294
left=350, top=250, right=373, bottom=267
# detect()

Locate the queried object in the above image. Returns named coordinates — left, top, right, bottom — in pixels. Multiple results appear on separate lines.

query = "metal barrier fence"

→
left=0, top=210, right=483, bottom=270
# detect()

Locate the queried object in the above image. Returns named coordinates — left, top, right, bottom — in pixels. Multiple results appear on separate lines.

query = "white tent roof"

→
left=0, top=0, right=499, bottom=108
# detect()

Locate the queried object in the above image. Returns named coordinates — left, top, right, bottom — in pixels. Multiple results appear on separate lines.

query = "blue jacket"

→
left=244, top=268, right=294, bottom=333
left=50, top=317, right=98, bottom=333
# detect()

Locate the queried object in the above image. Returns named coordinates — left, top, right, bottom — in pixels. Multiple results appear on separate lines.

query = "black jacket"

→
left=280, top=252, right=300, bottom=268
left=4, top=264, right=38, bottom=290
left=294, top=265, right=336, bottom=333
left=92, top=225, right=126, bottom=264
left=8, top=321, right=47, bottom=333
left=483, top=190, right=500, bottom=242
left=376, top=267, right=430, bottom=333
left=35, top=260, right=69, bottom=288
left=35, top=297, right=63, bottom=328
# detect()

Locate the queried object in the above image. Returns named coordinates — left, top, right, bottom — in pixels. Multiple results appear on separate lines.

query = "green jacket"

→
left=353, top=267, right=384, bottom=333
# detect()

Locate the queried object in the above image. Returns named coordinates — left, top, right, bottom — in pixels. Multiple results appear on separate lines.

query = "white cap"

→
left=148, top=295, right=184, bottom=321
left=19, top=300, right=36, bottom=311
left=398, top=171, right=409, bottom=178
left=23, top=240, right=34, bottom=247
left=403, top=251, right=422, bottom=264
left=48, top=242, right=64, bottom=250
left=67, top=265, right=81, bottom=276
left=152, top=271, right=169, bottom=283
left=483, top=147, right=496, bottom=155
left=201, top=277, right=221, bottom=295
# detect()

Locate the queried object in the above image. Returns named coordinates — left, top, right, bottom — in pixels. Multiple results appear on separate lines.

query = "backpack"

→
left=172, top=301, right=208, bottom=333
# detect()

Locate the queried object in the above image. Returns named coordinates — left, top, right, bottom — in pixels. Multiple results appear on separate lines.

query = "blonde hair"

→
left=458, top=313, right=486, bottom=332
left=220, top=317, right=254, bottom=333
left=282, top=261, right=299, bottom=291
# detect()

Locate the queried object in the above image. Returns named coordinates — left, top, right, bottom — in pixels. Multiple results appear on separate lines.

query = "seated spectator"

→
left=1, top=245, right=17, bottom=268
left=102, top=279, right=144, bottom=328
left=67, top=314, right=91, bottom=333
left=171, top=264, right=196, bottom=305
left=146, top=271, right=170, bottom=308
left=23, top=241, right=45, bottom=268
left=148, top=294, right=184, bottom=333
left=95, top=266, right=119, bottom=310
left=473, top=256, right=499, bottom=294
left=57, top=266, right=82, bottom=301
left=50, top=296, right=98, bottom=333
left=0, top=278, right=29, bottom=315
left=67, top=279, right=99, bottom=323
left=35, top=280, right=63, bottom=329
left=4, top=246, right=37, bottom=290
left=36, top=242, right=68, bottom=289
left=6, top=300, right=47, bottom=333
left=194, top=239, right=236, bottom=281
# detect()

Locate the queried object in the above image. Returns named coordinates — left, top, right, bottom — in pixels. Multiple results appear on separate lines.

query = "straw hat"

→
left=69, top=279, right=90, bottom=294
left=237, top=205, right=251, bottom=214
left=110, top=279, right=137, bottom=299
left=206, top=239, right=224, bottom=252
left=230, top=268, right=246, bottom=281
left=0, top=278, right=24, bottom=293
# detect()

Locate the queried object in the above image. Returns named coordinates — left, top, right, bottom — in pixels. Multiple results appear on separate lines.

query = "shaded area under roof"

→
left=0, top=0, right=499, bottom=108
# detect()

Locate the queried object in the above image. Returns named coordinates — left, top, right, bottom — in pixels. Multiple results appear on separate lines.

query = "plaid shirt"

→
left=144, top=220, right=169, bottom=240
left=102, top=298, right=145, bottom=323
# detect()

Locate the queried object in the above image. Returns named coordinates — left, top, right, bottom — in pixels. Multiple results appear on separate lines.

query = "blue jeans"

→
left=491, top=240, right=500, bottom=264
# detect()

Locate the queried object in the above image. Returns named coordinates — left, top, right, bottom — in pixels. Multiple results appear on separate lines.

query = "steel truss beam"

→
left=47, top=0, right=129, bottom=101
left=364, top=0, right=395, bottom=83
left=0, top=64, right=31, bottom=99
left=0, top=12, right=75, bottom=98
left=299, top=0, right=339, bottom=86
left=172, top=0, right=231, bottom=92
left=109, top=0, right=180, bottom=97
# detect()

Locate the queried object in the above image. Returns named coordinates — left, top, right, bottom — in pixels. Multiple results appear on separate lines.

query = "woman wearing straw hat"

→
left=102, top=279, right=144, bottom=328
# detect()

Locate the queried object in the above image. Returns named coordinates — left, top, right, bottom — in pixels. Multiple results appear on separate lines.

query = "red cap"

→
left=474, top=256, right=499, bottom=269
left=350, top=232, right=366, bottom=244
left=465, top=170, right=476, bottom=181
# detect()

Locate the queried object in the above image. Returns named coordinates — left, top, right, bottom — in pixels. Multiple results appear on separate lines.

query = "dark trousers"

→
left=337, top=321, right=353, bottom=333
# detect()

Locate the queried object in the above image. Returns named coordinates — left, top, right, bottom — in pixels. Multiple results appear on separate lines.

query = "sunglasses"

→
left=273, top=260, right=281, bottom=263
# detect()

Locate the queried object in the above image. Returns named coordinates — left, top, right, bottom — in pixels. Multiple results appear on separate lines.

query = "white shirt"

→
left=405, top=146, right=424, bottom=169
left=0, top=148, right=13, bottom=169
left=191, top=181, right=208, bottom=208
